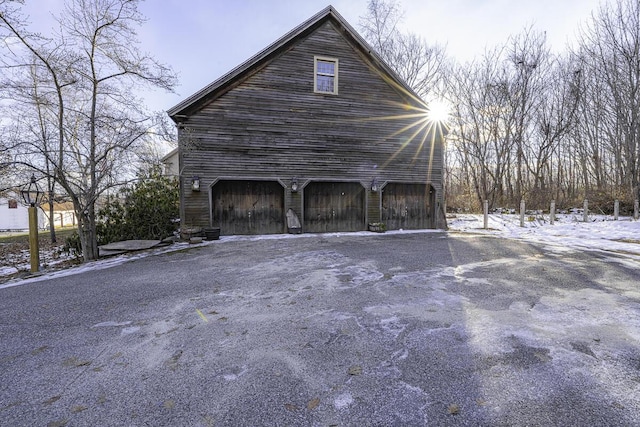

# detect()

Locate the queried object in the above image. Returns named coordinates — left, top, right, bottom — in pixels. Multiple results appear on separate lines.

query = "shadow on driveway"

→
left=1, top=231, right=639, bottom=425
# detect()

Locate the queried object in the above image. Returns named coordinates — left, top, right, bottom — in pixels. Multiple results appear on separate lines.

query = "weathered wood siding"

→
left=211, top=180, right=284, bottom=235
left=178, top=18, right=444, bottom=231
left=303, top=182, right=365, bottom=232
left=382, top=183, right=435, bottom=230
left=368, top=189, right=381, bottom=226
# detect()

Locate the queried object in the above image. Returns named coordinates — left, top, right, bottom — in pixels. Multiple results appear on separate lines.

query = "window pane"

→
left=317, top=75, right=334, bottom=92
left=317, top=60, right=335, bottom=75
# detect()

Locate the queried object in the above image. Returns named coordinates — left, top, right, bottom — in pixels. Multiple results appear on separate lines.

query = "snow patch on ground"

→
left=333, top=392, right=354, bottom=410
left=448, top=213, right=640, bottom=258
left=2, top=214, right=638, bottom=289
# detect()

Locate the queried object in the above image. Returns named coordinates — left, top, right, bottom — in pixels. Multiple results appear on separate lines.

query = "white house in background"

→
left=0, top=193, right=46, bottom=231
left=161, top=147, right=179, bottom=178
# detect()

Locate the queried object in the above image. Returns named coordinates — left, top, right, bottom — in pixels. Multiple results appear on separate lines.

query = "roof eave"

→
left=161, top=147, right=179, bottom=162
left=167, top=5, right=424, bottom=120
left=167, top=6, right=335, bottom=120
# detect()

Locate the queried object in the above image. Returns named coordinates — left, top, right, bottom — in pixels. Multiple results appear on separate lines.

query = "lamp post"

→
left=20, top=174, right=45, bottom=273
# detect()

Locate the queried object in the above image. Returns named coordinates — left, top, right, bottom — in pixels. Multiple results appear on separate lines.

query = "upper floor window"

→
left=314, top=56, right=338, bottom=94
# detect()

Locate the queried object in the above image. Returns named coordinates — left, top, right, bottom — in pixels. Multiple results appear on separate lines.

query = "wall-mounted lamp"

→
left=191, top=176, right=200, bottom=192
left=291, top=178, right=299, bottom=193
left=371, top=178, right=378, bottom=192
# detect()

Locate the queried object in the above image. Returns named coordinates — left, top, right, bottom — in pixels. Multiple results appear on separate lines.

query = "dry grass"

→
left=0, top=227, right=81, bottom=282
left=0, top=227, right=75, bottom=243
left=616, top=238, right=640, bottom=244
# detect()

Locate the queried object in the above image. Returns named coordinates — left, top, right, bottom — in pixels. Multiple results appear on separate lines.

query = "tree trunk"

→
left=78, top=208, right=99, bottom=261
left=48, top=198, right=56, bottom=243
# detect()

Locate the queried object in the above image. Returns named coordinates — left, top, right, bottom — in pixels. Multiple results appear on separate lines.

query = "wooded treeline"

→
left=361, top=0, right=640, bottom=214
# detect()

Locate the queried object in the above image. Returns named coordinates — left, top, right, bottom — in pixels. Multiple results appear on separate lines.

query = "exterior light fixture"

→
left=191, top=176, right=200, bottom=192
left=21, top=174, right=45, bottom=207
left=371, top=178, right=378, bottom=192
left=20, top=174, right=44, bottom=273
left=291, top=178, right=299, bottom=193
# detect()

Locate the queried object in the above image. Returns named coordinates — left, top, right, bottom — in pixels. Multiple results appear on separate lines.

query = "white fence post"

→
left=520, top=199, right=525, bottom=227
left=483, top=200, right=489, bottom=230
left=583, top=199, right=589, bottom=222
left=550, top=200, right=555, bottom=225
left=614, top=200, right=619, bottom=220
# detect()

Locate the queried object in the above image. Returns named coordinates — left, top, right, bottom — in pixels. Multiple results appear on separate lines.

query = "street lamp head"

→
left=20, top=174, right=45, bottom=207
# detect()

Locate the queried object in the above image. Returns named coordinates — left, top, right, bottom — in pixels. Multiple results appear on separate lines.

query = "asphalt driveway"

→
left=1, top=232, right=639, bottom=426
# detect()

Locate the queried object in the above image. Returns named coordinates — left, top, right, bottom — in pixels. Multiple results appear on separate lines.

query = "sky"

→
left=19, top=0, right=603, bottom=130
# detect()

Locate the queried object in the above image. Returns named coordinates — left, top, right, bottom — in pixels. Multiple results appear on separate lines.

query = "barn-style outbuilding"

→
left=168, top=6, right=446, bottom=235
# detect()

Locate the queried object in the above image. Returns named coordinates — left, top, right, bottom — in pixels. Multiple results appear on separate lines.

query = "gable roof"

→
left=161, top=147, right=178, bottom=163
left=167, top=5, right=421, bottom=121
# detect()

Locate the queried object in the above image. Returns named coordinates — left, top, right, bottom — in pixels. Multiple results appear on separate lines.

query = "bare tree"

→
left=0, top=0, right=176, bottom=261
left=504, top=28, right=549, bottom=203
left=437, top=0, right=640, bottom=213
left=446, top=27, right=583, bottom=211
left=566, top=52, right=610, bottom=199
left=526, top=57, right=580, bottom=206
left=448, top=47, right=516, bottom=209
left=576, top=0, right=640, bottom=204
left=359, top=0, right=447, bottom=99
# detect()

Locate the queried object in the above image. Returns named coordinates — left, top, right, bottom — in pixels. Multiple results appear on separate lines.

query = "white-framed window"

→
left=314, top=56, right=338, bottom=94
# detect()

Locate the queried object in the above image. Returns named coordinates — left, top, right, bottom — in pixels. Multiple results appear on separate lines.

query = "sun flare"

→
left=344, top=71, right=449, bottom=183
left=427, top=99, right=450, bottom=122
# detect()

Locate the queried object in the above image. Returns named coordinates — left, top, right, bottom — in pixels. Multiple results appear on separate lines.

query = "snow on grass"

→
left=1, top=214, right=638, bottom=289
left=447, top=213, right=640, bottom=257
left=0, top=241, right=197, bottom=289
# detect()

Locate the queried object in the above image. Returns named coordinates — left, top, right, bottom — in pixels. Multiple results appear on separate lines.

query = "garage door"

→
left=304, top=182, right=365, bottom=233
left=212, top=180, right=284, bottom=235
left=382, top=183, right=434, bottom=230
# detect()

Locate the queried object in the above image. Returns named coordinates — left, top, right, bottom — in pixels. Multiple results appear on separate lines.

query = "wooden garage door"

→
left=212, top=180, right=284, bottom=235
left=304, top=182, right=365, bottom=233
left=382, top=183, right=434, bottom=230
